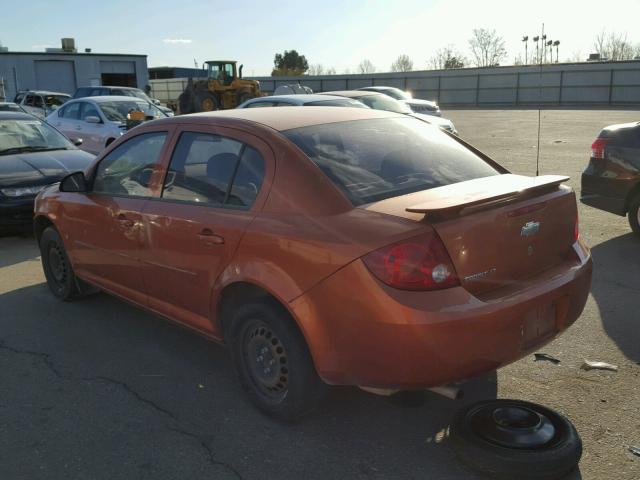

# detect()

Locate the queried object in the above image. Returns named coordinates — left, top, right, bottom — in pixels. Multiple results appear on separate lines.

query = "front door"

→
left=70, top=130, right=171, bottom=304
left=139, top=128, right=270, bottom=334
left=77, top=101, right=106, bottom=154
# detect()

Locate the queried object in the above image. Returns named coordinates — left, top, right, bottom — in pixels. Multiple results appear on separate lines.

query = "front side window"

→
left=80, top=102, right=101, bottom=121
left=284, top=117, right=499, bottom=205
left=162, top=132, right=264, bottom=208
left=92, top=132, right=167, bottom=197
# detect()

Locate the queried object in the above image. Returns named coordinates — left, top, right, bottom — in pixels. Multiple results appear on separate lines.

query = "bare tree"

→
left=326, top=67, right=337, bottom=75
left=594, top=30, right=638, bottom=61
left=358, top=59, right=376, bottom=74
left=565, top=50, right=584, bottom=63
left=429, top=45, right=466, bottom=69
left=468, top=29, right=507, bottom=67
left=307, top=64, right=325, bottom=76
left=390, top=54, right=414, bottom=72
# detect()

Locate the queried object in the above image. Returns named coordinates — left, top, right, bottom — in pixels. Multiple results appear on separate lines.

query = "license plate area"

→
left=522, top=304, right=557, bottom=348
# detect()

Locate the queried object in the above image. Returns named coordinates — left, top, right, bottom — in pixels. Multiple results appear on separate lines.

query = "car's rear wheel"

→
left=450, top=399, right=582, bottom=480
left=40, top=227, right=80, bottom=301
left=228, top=301, right=328, bottom=421
left=628, top=194, right=640, bottom=236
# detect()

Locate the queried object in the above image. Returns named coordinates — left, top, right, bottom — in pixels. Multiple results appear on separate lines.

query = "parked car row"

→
left=239, top=87, right=457, bottom=135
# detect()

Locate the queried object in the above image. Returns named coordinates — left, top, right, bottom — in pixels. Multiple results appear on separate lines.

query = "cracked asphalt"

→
left=1, top=109, right=639, bottom=480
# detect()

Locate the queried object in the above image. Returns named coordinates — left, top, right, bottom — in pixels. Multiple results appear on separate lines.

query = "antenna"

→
left=535, top=23, right=544, bottom=177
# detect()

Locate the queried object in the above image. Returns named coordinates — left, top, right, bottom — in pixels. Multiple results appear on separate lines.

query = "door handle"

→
left=117, top=213, right=135, bottom=228
left=198, top=228, right=225, bottom=245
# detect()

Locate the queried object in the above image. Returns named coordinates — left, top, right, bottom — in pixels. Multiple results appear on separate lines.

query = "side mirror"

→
left=85, top=115, right=101, bottom=124
left=60, top=171, right=88, bottom=193
left=70, top=138, right=83, bottom=147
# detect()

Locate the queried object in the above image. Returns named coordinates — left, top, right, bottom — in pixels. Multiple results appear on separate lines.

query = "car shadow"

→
left=0, top=282, right=536, bottom=479
left=0, top=231, right=39, bottom=268
left=589, top=233, right=640, bottom=362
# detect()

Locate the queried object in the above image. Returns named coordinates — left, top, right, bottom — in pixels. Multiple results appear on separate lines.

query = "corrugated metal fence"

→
left=250, top=60, right=640, bottom=107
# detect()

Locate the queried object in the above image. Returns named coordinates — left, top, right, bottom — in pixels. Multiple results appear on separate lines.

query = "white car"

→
left=46, top=95, right=168, bottom=154
left=357, top=86, right=442, bottom=116
left=13, top=90, right=70, bottom=119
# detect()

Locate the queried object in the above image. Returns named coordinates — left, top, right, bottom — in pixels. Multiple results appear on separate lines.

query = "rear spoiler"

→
left=406, top=174, right=570, bottom=215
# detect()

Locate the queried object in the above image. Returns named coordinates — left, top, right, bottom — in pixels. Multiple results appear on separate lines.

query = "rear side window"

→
left=284, top=117, right=499, bottom=205
left=61, top=103, right=81, bottom=119
left=162, top=131, right=265, bottom=208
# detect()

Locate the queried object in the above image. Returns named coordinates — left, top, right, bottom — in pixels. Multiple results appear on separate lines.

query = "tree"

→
left=593, top=31, right=638, bottom=61
left=468, top=28, right=507, bottom=67
left=307, top=64, right=325, bottom=76
left=358, top=59, right=376, bottom=74
left=272, top=50, right=309, bottom=76
left=429, top=45, right=466, bottom=70
left=390, top=54, right=413, bottom=72
left=326, top=67, right=337, bottom=75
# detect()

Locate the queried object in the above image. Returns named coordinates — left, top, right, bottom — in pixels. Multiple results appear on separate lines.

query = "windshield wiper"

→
left=0, top=146, right=68, bottom=156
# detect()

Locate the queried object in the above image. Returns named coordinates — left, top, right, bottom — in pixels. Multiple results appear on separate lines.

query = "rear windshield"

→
left=356, top=94, right=412, bottom=114
left=284, top=117, right=499, bottom=205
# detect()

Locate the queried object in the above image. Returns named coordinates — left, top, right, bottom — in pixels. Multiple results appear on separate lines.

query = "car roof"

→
left=249, top=94, right=358, bottom=105
left=0, top=112, right=40, bottom=120
left=359, top=86, right=400, bottom=92
left=18, top=90, right=70, bottom=96
left=0, top=102, right=19, bottom=106
left=320, top=90, right=385, bottom=99
left=172, top=106, right=402, bottom=132
left=67, top=95, right=151, bottom=103
left=84, top=86, right=140, bottom=91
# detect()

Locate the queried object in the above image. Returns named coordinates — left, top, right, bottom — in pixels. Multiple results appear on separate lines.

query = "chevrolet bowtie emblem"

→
left=521, top=221, right=540, bottom=237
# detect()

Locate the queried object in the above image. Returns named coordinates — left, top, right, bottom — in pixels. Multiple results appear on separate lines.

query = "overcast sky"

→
left=3, top=0, right=640, bottom=75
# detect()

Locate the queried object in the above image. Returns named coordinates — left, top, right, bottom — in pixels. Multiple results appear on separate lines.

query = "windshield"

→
left=284, top=117, right=499, bottom=205
left=357, top=95, right=412, bottom=114
left=381, top=88, right=411, bottom=100
left=44, top=95, right=70, bottom=107
left=124, top=89, right=151, bottom=101
left=0, top=118, right=72, bottom=154
left=98, top=100, right=166, bottom=122
left=306, top=99, right=369, bottom=108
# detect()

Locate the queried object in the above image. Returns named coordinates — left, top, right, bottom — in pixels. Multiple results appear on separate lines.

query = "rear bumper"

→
left=580, top=170, right=638, bottom=216
left=291, top=242, right=592, bottom=389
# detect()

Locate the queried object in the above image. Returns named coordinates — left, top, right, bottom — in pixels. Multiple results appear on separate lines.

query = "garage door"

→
left=100, top=61, right=137, bottom=87
left=34, top=60, right=77, bottom=94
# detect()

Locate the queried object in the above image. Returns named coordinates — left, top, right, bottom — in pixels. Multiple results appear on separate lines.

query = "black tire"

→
left=227, top=301, right=328, bottom=421
left=39, top=227, right=80, bottom=301
left=628, top=194, right=640, bottom=236
left=196, top=92, right=218, bottom=112
left=450, top=399, right=582, bottom=480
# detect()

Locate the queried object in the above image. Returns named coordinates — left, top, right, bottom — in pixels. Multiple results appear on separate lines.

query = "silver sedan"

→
left=45, top=95, right=167, bottom=154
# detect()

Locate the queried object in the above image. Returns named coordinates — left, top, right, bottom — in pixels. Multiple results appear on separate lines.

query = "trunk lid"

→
left=364, top=174, right=577, bottom=295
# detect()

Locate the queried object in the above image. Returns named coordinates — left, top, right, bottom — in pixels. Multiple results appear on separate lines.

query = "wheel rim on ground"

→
left=467, top=402, right=558, bottom=449
left=202, top=98, right=215, bottom=111
left=242, top=319, right=289, bottom=401
left=47, top=242, right=68, bottom=286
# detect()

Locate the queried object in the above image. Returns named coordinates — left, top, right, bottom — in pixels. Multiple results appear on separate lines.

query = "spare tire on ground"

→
left=449, top=399, right=582, bottom=480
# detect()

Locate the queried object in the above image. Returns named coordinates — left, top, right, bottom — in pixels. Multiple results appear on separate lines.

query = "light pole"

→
left=522, top=36, right=529, bottom=64
left=546, top=40, right=553, bottom=63
left=542, top=34, right=548, bottom=62
left=533, top=36, right=540, bottom=64
left=553, top=40, right=560, bottom=63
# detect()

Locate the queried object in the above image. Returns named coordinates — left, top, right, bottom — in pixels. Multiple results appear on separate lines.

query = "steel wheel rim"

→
left=47, top=242, right=67, bottom=285
left=468, top=403, right=557, bottom=449
left=242, top=320, right=289, bottom=400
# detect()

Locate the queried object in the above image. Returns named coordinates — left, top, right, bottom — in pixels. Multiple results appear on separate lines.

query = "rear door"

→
left=69, top=129, right=173, bottom=304
left=139, top=126, right=273, bottom=334
left=78, top=101, right=106, bottom=154
left=51, top=102, right=83, bottom=141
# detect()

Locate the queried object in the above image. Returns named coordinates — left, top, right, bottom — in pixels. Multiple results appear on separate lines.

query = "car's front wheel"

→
left=228, top=301, right=328, bottom=421
left=628, top=193, right=640, bottom=236
left=40, top=227, right=80, bottom=301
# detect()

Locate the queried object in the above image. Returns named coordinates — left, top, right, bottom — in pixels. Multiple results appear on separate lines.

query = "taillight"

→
left=591, top=137, right=610, bottom=160
left=362, top=230, right=459, bottom=291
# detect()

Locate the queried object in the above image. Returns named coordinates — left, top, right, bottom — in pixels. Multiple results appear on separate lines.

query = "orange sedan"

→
left=34, top=107, right=592, bottom=420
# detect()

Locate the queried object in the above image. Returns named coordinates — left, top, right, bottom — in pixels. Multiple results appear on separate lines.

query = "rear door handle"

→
left=198, top=228, right=225, bottom=245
